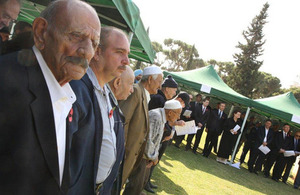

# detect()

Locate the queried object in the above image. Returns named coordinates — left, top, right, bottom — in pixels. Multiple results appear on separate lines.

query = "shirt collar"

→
left=144, top=88, right=151, bottom=104
left=33, top=46, right=76, bottom=104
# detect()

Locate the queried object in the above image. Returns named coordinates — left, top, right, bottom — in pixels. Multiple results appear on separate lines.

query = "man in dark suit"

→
left=248, top=119, right=273, bottom=174
left=202, top=102, right=227, bottom=157
left=186, top=97, right=210, bottom=154
left=0, top=0, right=101, bottom=194
left=263, top=124, right=290, bottom=178
left=272, top=130, right=300, bottom=183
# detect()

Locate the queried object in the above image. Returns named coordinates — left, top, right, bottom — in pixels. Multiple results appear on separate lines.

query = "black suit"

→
left=248, top=126, right=273, bottom=173
left=186, top=102, right=210, bottom=152
left=263, top=131, right=289, bottom=177
left=202, top=108, right=227, bottom=157
left=272, top=136, right=300, bottom=181
left=0, top=50, right=69, bottom=194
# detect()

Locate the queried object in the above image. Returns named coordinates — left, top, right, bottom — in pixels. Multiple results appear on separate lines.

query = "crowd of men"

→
left=1, top=0, right=300, bottom=194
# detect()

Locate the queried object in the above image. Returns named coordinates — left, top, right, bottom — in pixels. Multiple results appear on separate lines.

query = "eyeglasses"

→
left=171, top=110, right=181, bottom=117
left=1, top=11, right=16, bottom=24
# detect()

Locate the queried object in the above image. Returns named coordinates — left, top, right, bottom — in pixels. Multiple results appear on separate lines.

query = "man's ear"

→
left=32, top=17, right=48, bottom=50
left=114, top=77, right=121, bottom=89
left=93, top=47, right=101, bottom=61
left=148, top=75, right=153, bottom=84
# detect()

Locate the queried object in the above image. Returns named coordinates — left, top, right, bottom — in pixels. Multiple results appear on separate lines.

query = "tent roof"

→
left=18, top=0, right=156, bottom=63
left=163, top=65, right=252, bottom=107
left=253, top=92, right=300, bottom=127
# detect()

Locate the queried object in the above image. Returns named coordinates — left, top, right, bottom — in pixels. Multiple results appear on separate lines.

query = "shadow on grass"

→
left=158, top=144, right=296, bottom=195
left=148, top=163, right=189, bottom=195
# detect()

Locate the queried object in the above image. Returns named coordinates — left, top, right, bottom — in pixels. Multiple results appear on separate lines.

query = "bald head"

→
left=109, top=66, right=134, bottom=100
left=33, top=0, right=101, bottom=85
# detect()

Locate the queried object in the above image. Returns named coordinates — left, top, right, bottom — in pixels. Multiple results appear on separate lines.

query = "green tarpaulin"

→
left=18, top=0, right=156, bottom=63
left=163, top=65, right=252, bottom=107
left=253, top=92, right=300, bottom=128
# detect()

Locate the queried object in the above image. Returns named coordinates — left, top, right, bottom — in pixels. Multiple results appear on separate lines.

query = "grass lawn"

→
left=144, top=135, right=298, bottom=195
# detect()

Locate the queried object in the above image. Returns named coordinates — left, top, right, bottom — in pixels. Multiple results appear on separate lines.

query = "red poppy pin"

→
left=68, top=108, right=73, bottom=122
left=109, top=107, right=116, bottom=118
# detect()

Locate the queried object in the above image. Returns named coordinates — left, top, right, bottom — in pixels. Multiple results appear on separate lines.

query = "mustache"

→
left=118, top=65, right=127, bottom=70
left=65, top=56, right=89, bottom=69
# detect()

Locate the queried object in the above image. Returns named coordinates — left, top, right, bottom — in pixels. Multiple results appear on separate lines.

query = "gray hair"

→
left=140, top=74, right=160, bottom=83
left=99, top=26, right=129, bottom=50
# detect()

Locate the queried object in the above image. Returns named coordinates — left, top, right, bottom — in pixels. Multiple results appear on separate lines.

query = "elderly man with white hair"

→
left=119, top=65, right=163, bottom=195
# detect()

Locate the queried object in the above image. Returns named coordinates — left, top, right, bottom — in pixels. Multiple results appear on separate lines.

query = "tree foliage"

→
left=232, top=2, right=269, bottom=98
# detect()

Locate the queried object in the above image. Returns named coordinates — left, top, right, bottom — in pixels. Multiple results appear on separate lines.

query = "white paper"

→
left=258, top=145, right=271, bottom=155
left=200, top=84, right=211, bottom=93
left=292, top=115, right=300, bottom=124
left=233, top=125, right=241, bottom=132
left=284, top=150, right=296, bottom=157
left=175, top=120, right=197, bottom=136
left=183, top=110, right=192, bottom=117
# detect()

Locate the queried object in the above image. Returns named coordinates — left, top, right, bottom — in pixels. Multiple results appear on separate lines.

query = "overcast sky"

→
left=133, top=0, right=300, bottom=88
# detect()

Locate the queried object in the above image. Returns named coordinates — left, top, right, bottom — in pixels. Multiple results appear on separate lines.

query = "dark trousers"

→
left=174, top=134, right=185, bottom=147
left=282, top=157, right=296, bottom=182
left=272, top=155, right=285, bottom=180
left=203, top=130, right=218, bottom=157
left=123, top=159, right=148, bottom=195
left=248, top=148, right=260, bottom=171
left=240, top=140, right=252, bottom=164
left=254, top=151, right=267, bottom=172
left=294, top=166, right=300, bottom=188
left=263, top=152, right=280, bottom=177
left=186, top=128, right=204, bottom=152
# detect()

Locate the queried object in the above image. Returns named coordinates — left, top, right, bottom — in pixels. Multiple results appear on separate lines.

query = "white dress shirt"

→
left=264, top=128, right=269, bottom=142
left=144, top=88, right=151, bottom=104
left=33, top=46, right=76, bottom=185
left=87, top=68, right=116, bottom=184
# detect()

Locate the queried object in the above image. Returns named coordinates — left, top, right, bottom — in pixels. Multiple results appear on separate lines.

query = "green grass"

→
left=144, top=135, right=298, bottom=195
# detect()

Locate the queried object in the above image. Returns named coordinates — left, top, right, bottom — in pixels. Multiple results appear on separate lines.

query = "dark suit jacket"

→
left=68, top=74, right=103, bottom=195
left=100, top=90, right=125, bottom=195
left=190, top=102, right=210, bottom=128
left=0, top=50, right=69, bottom=194
left=269, top=131, right=290, bottom=154
left=254, top=126, right=274, bottom=149
left=206, top=108, right=227, bottom=134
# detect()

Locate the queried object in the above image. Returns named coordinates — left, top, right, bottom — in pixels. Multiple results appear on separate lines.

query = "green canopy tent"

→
left=252, top=92, right=300, bottom=128
left=163, top=65, right=252, bottom=107
left=17, top=0, right=156, bottom=63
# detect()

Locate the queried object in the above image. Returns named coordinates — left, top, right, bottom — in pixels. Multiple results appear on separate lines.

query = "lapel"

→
left=139, top=83, right=149, bottom=132
left=27, top=60, right=60, bottom=186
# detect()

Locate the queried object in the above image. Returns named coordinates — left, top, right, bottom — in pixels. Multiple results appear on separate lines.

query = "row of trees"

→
left=132, top=3, right=299, bottom=102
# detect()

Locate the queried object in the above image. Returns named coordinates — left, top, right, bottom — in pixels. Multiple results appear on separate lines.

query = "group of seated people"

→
left=1, top=0, right=300, bottom=194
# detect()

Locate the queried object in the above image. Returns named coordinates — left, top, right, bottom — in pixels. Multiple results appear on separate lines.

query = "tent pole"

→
left=128, top=31, right=134, bottom=44
left=228, top=105, right=235, bottom=118
left=230, top=107, right=251, bottom=165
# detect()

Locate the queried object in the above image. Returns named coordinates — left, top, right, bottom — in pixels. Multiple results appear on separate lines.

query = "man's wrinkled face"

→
left=165, top=87, right=177, bottom=99
left=282, top=125, right=290, bottom=133
left=167, top=108, right=182, bottom=123
left=0, top=0, right=20, bottom=29
left=100, top=31, right=130, bottom=79
left=148, top=74, right=163, bottom=95
left=42, top=5, right=100, bottom=84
